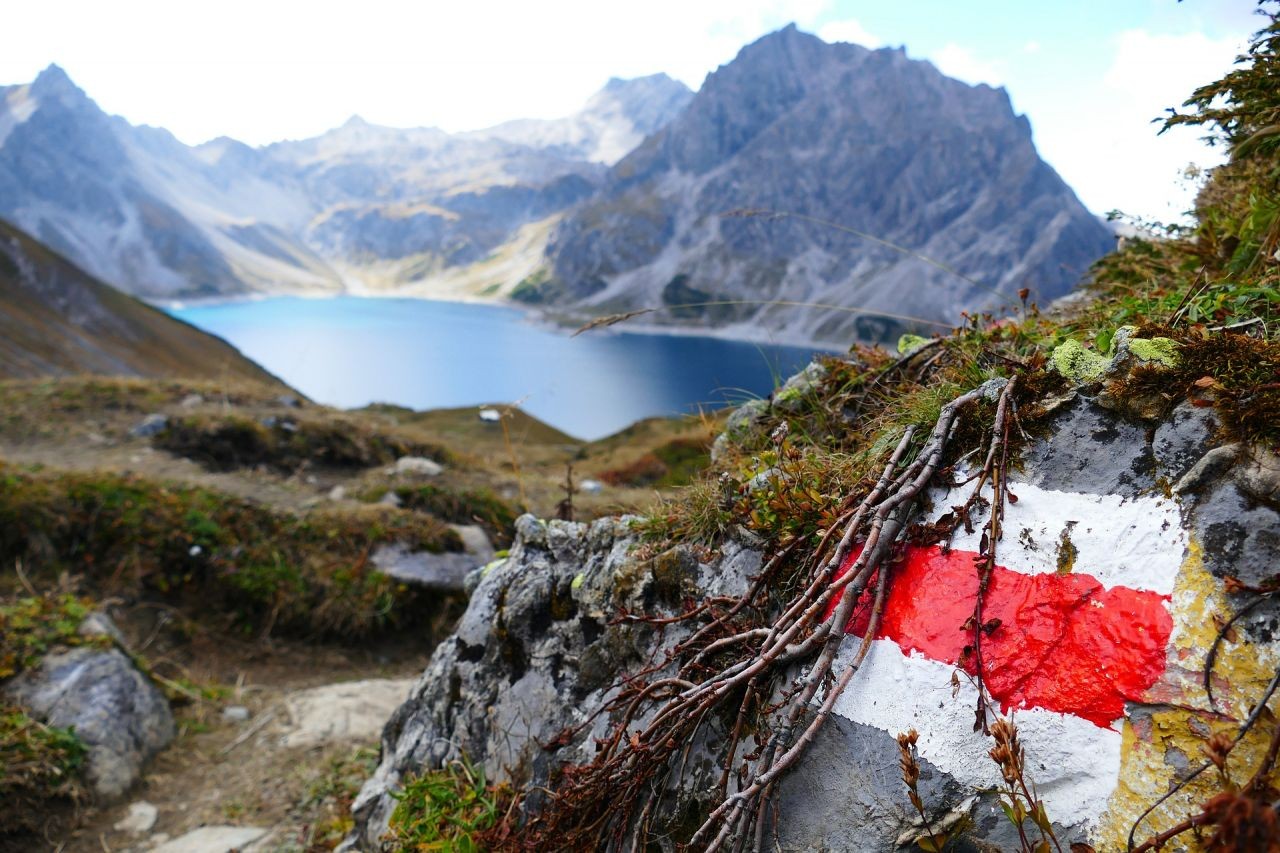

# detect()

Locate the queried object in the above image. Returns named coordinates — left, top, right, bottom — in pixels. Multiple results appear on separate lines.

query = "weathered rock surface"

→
left=3, top=645, right=175, bottom=800
left=346, top=379, right=1279, bottom=850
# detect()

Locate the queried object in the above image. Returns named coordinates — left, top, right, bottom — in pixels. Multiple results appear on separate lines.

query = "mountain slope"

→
left=0, top=66, right=338, bottom=299
left=528, top=26, right=1115, bottom=345
left=0, top=218, right=281, bottom=382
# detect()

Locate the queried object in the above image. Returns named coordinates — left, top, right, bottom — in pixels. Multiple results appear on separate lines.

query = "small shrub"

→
left=599, top=437, right=711, bottom=488
left=386, top=486, right=519, bottom=548
left=386, top=757, right=509, bottom=852
left=0, top=705, right=86, bottom=839
left=0, top=594, right=108, bottom=680
left=0, top=466, right=463, bottom=639
left=155, top=414, right=449, bottom=473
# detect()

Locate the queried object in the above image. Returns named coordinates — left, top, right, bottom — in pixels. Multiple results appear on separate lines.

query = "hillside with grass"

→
left=0, top=371, right=721, bottom=850
left=0, top=218, right=281, bottom=383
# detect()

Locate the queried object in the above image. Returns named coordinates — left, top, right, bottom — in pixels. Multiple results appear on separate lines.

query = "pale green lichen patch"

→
left=1050, top=339, right=1111, bottom=382
left=896, top=334, right=929, bottom=355
left=1126, top=336, right=1181, bottom=367
left=570, top=572, right=585, bottom=592
left=1052, top=330, right=1181, bottom=383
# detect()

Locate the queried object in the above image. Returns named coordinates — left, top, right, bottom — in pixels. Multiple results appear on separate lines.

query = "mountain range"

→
left=0, top=26, right=1113, bottom=346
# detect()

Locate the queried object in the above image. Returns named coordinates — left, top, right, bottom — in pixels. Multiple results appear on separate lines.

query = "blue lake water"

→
left=170, top=297, right=824, bottom=440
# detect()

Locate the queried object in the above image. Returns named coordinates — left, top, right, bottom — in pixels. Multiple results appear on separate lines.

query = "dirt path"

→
left=57, top=639, right=430, bottom=853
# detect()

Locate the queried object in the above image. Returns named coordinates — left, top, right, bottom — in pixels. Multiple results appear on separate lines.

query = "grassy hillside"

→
left=0, top=218, right=281, bottom=385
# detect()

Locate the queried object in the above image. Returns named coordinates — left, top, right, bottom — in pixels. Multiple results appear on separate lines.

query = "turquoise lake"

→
left=170, top=297, right=823, bottom=440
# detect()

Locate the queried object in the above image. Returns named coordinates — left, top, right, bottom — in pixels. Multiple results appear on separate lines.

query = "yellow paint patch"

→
left=1095, top=540, right=1280, bottom=850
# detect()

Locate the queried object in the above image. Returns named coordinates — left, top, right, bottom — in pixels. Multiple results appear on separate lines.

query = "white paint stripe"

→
left=930, top=481, right=1185, bottom=595
left=832, top=637, right=1122, bottom=827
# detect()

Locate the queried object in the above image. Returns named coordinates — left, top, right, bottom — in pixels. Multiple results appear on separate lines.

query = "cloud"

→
left=0, top=0, right=838, bottom=145
left=1023, top=40, right=1041, bottom=54
left=1103, top=28, right=1242, bottom=110
left=816, top=19, right=881, bottom=48
left=929, top=43, right=1004, bottom=87
left=1028, top=27, right=1245, bottom=222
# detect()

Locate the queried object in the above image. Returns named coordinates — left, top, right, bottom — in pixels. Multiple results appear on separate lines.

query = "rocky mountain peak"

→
left=536, top=25, right=1114, bottom=345
left=29, top=63, right=87, bottom=105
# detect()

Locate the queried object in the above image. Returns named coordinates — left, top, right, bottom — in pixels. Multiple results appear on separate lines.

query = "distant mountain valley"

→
left=0, top=26, right=1114, bottom=345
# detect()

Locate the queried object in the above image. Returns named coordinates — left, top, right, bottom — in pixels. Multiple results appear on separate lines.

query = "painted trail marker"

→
left=828, top=481, right=1186, bottom=826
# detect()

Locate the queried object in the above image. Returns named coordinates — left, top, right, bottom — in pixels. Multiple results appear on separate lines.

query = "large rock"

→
left=346, top=394, right=1280, bottom=851
left=3, top=645, right=175, bottom=800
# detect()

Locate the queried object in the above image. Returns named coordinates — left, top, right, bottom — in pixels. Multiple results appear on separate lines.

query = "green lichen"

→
left=1127, top=336, right=1181, bottom=367
left=897, top=334, right=929, bottom=355
left=570, top=572, right=585, bottom=592
left=1050, top=339, right=1112, bottom=382
left=479, top=558, right=506, bottom=578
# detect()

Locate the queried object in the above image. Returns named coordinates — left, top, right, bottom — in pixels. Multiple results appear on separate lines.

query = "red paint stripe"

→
left=827, top=545, right=1172, bottom=727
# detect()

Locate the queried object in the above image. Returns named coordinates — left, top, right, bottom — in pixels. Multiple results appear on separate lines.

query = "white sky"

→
left=0, top=0, right=1263, bottom=223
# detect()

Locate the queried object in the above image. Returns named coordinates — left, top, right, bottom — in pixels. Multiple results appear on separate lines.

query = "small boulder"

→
left=114, top=800, right=158, bottom=834
left=450, top=524, right=495, bottom=561
left=128, top=414, right=168, bottom=438
left=328, top=485, right=347, bottom=502
left=372, top=544, right=478, bottom=593
left=478, top=408, right=501, bottom=423
left=394, top=456, right=443, bottom=477
left=3, top=646, right=175, bottom=800
left=179, top=393, right=204, bottom=409
left=221, top=705, right=251, bottom=723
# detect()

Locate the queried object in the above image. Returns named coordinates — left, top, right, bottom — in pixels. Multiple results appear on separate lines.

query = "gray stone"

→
left=349, top=516, right=674, bottom=846
left=774, top=360, right=827, bottom=412
left=712, top=398, right=770, bottom=463
left=78, top=611, right=126, bottom=645
left=328, top=485, right=347, bottom=502
left=394, top=456, right=443, bottom=477
left=344, top=392, right=1276, bottom=852
left=1192, top=481, right=1280, bottom=588
left=449, top=523, right=495, bottom=561
left=221, top=705, right=251, bottom=723
left=1016, top=396, right=1153, bottom=498
left=3, top=646, right=174, bottom=800
left=148, top=826, right=267, bottom=853
left=114, top=800, right=158, bottom=834
left=378, top=490, right=403, bottom=508
left=1153, top=402, right=1221, bottom=485
left=1174, top=444, right=1240, bottom=495
left=772, top=716, right=972, bottom=851
left=179, top=393, right=204, bottom=408
left=1235, top=447, right=1280, bottom=503
left=275, top=394, right=301, bottom=408
left=372, top=544, right=478, bottom=593
left=129, top=413, right=168, bottom=438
